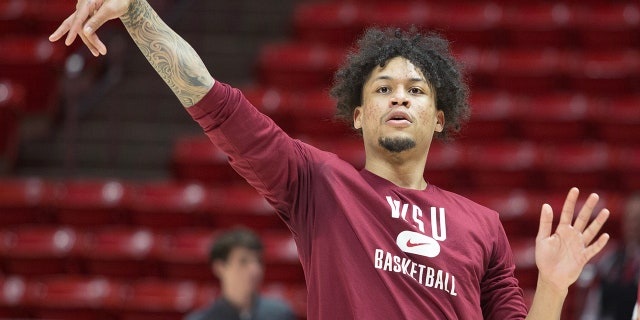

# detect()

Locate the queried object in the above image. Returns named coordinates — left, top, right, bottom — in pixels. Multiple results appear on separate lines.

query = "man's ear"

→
left=435, top=110, right=445, bottom=133
left=353, top=106, right=363, bottom=130
left=212, top=261, right=224, bottom=278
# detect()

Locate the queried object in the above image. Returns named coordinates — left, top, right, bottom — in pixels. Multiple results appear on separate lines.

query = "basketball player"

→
left=49, top=1, right=611, bottom=318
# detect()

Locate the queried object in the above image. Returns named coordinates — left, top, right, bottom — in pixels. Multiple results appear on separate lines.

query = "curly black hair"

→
left=330, top=27, right=470, bottom=141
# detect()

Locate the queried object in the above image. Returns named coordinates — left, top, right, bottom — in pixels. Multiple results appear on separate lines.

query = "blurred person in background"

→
left=185, top=228, right=294, bottom=320
left=580, top=193, right=640, bottom=320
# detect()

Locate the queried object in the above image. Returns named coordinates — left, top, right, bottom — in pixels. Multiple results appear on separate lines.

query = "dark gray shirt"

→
left=184, top=295, right=295, bottom=320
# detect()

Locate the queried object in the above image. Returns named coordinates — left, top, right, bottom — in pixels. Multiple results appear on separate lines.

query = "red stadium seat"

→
left=206, top=186, right=281, bottom=230
left=80, top=227, right=159, bottom=278
left=596, top=95, right=640, bottom=143
left=293, top=2, right=363, bottom=46
left=0, top=177, right=54, bottom=225
left=128, top=182, right=212, bottom=228
left=0, top=226, right=79, bottom=275
left=257, top=43, right=345, bottom=89
left=424, top=142, right=464, bottom=189
left=0, top=79, right=25, bottom=110
left=518, top=93, right=596, bottom=142
left=52, top=179, right=133, bottom=227
left=23, top=0, right=78, bottom=36
left=465, top=142, right=542, bottom=189
left=467, top=190, right=538, bottom=237
left=25, top=276, right=124, bottom=320
left=155, top=229, right=217, bottom=281
left=289, top=91, right=351, bottom=137
left=509, top=239, right=537, bottom=288
left=0, top=0, right=27, bottom=34
left=614, top=147, right=640, bottom=190
left=430, top=3, right=503, bottom=47
left=121, top=279, right=198, bottom=320
left=493, top=49, right=568, bottom=93
left=462, top=91, right=518, bottom=140
left=0, top=36, right=65, bottom=114
left=0, top=276, right=29, bottom=318
left=364, top=2, right=433, bottom=30
left=452, top=47, right=499, bottom=90
left=574, top=4, right=640, bottom=49
left=568, top=50, right=640, bottom=94
left=502, top=3, right=574, bottom=48
left=541, top=144, right=612, bottom=190
left=0, top=80, right=22, bottom=171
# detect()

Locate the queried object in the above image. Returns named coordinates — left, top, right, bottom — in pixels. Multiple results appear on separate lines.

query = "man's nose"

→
left=390, top=91, right=410, bottom=107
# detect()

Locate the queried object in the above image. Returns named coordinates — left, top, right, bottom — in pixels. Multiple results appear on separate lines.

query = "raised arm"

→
left=49, top=0, right=213, bottom=107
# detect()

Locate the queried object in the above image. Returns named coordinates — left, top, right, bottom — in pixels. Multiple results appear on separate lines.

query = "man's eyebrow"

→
left=372, top=75, right=428, bottom=83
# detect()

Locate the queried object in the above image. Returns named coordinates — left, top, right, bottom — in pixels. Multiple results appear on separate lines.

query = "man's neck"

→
left=222, top=289, right=254, bottom=314
left=364, top=148, right=429, bottom=190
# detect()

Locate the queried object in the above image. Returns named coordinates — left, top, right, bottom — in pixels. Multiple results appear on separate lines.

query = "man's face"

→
left=354, top=56, right=444, bottom=155
left=214, top=247, right=263, bottom=295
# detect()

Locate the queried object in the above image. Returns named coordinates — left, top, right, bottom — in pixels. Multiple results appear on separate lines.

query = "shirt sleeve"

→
left=480, top=221, right=528, bottom=319
left=185, top=81, right=325, bottom=231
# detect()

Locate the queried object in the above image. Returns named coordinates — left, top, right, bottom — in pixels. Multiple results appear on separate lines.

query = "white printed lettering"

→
left=431, top=207, right=447, bottom=241
left=386, top=196, right=409, bottom=220
left=412, top=205, right=425, bottom=233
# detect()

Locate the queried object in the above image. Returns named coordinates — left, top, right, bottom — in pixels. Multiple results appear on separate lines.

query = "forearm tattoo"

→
left=121, top=0, right=213, bottom=107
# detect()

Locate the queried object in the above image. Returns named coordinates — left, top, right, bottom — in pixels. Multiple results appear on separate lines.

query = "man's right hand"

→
left=49, top=0, right=132, bottom=56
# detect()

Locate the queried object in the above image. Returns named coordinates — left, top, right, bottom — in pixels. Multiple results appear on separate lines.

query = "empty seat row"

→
left=0, top=275, right=307, bottom=319
left=0, top=179, right=286, bottom=228
left=0, top=0, right=76, bottom=35
left=293, top=2, right=640, bottom=48
left=0, top=80, right=22, bottom=172
left=257, top=43, right=640, bottom=93
left=0, top=226, right=303, bottom=283
left=0, top=36, right=66, bottom=114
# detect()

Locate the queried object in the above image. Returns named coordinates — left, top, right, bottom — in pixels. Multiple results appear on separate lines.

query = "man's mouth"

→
left=385, top=111, right=412, bottom=126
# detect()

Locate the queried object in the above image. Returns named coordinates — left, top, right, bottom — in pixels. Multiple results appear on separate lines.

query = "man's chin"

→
left=378, top=136, right=416, bottom=153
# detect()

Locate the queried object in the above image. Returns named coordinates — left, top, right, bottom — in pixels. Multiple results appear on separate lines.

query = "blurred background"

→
left=0, top=0, right=639, bottom=319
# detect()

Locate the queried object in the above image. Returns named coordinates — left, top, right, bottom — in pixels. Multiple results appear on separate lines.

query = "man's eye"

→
left=410, top=88, right=424, bottom=94
left=377, top=87, right=390, bottom=94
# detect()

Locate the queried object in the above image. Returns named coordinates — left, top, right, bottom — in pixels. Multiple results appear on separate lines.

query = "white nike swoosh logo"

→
left=396, top=231, right=441, bottom=258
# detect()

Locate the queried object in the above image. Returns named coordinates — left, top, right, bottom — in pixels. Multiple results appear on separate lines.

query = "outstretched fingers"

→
left=66, top=0, right=98, bottom=46
left=582, top=208, right=610, bottom=245
left=559, top=187, right=579, bottom=226
left=573, top=193, right=599, bottom=232
left=78, top=28, right=101, bottom=56
left=49, top=12, right=76, bottom=42
left=536, top=203, right=554, bottom=242
left=585, top=232, right=610, bottom=261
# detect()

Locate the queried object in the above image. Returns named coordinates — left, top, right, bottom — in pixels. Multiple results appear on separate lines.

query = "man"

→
left=185, top=228, right=294, bottom=320
left=49, top=1, right=611, bottom=318
left=581, top=194, right=640, bottom=320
